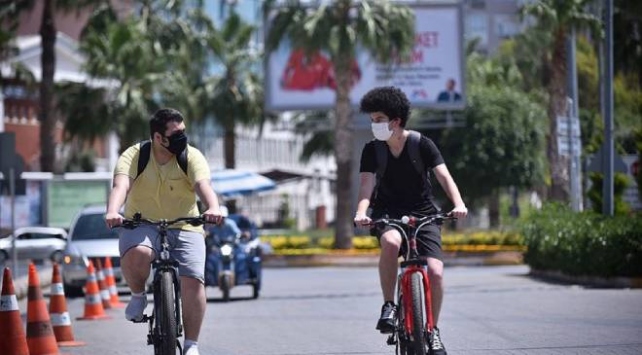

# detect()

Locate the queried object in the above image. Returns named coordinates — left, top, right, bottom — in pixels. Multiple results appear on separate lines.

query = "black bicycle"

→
left=368, top=213, right=455, bottom=355
left=121, top=213, right=205, bottom=355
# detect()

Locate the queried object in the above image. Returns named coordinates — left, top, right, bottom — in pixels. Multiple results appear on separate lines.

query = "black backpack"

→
left=135, top=140, right=188, bottom=180
left=372, top=130, right=427, bottom=203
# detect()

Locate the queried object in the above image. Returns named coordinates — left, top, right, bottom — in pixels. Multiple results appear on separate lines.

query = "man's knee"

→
left=122, top=246, right=154, bottom=268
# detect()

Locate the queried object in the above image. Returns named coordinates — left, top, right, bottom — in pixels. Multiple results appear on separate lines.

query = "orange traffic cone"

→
left=76, top=261, right=111, bottom=321
left=104, top=257, right=124, bottom=308
left=26, top=262, right=61, bottom=355
left=0, top=267, right=29, bottom=355
left=49, top=263, right=85, bottom=347
left=94, top=259, right=112, bottom=310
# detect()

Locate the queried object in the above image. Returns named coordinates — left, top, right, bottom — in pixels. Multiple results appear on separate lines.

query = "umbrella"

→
left=211, top=169, right=276, bottom=198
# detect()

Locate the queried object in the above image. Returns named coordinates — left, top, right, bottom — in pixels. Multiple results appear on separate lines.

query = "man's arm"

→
left=354, top=172, right=376, bottom=226
left=105, top=174, right=131, bottom=228
left=194, top=178, right=223, bottom=224
left=433, top=164, right=468, bottom=218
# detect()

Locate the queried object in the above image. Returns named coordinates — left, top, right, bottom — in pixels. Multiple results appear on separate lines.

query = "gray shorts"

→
left=118, top=226, right=206, bottom=283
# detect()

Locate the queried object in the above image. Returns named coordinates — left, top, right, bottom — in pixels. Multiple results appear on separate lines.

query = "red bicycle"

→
left=369, top=213, right=455, bottom=355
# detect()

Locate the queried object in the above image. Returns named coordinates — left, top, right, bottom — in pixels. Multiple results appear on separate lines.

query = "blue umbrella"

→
left=211, top=169, right=276, bottom=198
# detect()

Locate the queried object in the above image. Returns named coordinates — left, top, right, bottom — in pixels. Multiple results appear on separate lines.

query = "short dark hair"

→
left=149, top=108, right=184, bottom=139
left=359, top=86, right=411, bottom=127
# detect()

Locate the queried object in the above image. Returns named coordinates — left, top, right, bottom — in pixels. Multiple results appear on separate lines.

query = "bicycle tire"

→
left=410, top=271, right=428, bottom=355
left=155, top=270, right=178, bottom=355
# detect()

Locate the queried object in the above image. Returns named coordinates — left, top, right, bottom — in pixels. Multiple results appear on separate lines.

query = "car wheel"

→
left=50, top=250, right=64, bottom=264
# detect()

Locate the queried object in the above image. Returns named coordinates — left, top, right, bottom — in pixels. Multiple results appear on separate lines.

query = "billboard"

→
left=266, top=3, right=465, bottom=111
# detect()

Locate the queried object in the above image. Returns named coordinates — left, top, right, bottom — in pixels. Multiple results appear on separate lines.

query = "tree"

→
left=204, top=11, right=264, bottom=169
left=520, top=0, right=601, bottom=202
left=440, top=54, right=546, bottom=227
left=264, top=0, right=415, bottom=249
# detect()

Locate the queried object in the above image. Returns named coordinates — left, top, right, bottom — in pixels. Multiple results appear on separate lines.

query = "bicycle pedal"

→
left=386, top=335, right=397, bottom=345
left=131, top=314, right=152, bottom=323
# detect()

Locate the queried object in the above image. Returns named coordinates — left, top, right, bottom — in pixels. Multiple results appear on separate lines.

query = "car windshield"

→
left=71, top=213, right=119, bottom=240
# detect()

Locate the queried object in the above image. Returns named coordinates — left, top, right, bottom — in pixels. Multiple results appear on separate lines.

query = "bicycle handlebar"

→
left=365, top=213, right=456, bottom=229
left=120, top=213, right=206, bottom=230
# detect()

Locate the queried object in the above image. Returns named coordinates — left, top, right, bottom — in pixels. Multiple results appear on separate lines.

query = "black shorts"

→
left=370, top=209, right=443, bottom=261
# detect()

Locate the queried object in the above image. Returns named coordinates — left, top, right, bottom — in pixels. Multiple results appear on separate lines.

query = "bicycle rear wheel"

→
left=409, top=271, right=428, bottom=355
left=155, top=270, right=178, bottom=355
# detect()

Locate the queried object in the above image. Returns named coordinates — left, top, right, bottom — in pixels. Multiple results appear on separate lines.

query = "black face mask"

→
left=163, top=130, right=187, bottom=155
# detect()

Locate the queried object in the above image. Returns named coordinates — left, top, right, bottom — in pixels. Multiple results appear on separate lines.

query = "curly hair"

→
left=359, top=86, right=411, bottom=127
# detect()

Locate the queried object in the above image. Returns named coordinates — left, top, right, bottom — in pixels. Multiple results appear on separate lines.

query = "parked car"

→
left=0, top=226, right=68, bottom=264
left=62, top=205, right=122, bottom=296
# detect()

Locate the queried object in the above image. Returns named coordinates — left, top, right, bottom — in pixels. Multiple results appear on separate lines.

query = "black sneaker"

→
left=430, top=327, right=447, bottom=355
left=376, top=301, right=396, bottom=334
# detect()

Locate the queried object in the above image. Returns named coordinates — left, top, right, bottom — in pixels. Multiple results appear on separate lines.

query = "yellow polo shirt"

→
left=114, top=143, right=211, bottom=232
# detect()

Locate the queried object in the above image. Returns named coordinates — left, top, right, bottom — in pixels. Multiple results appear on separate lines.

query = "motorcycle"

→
left=205, top=230, right=262, bottom=302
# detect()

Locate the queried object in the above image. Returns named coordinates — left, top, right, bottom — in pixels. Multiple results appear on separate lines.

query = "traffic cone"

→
left=94, top=259, right=112, bottom=310
left=104, top=257, right=124, bottom=308
left=49, top=263, right=85, bottom=347
left=0, top=267, right=29, bottom=355
left=76, top=261, right=111, bottom=321
left=26, top=262, right=61, bottom=355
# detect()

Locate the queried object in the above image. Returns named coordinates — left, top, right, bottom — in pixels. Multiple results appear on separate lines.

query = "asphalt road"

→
left=15, top=265, right=642, bottom=355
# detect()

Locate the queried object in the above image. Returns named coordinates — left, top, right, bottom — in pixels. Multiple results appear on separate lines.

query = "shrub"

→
left=520, top=203, right=642, bottom=277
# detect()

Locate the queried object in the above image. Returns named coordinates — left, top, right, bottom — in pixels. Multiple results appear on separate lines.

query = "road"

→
left=17, top=265, right=642, bottom=355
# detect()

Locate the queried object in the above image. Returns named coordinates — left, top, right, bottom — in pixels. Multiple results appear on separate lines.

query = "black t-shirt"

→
left=359, top=134, right=445, bottom=216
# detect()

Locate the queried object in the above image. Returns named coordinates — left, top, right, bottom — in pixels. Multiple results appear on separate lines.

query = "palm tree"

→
left=33, top=0, right=104, bottom=172
left=205, top=11, right=264, bottom=169
left=264, top=0, right=415, bottom=249
left=520, top=0, right=601, bottom=202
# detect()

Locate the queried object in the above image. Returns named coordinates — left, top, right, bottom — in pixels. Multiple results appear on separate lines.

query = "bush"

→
left=520, top=203, right=642, bottom=277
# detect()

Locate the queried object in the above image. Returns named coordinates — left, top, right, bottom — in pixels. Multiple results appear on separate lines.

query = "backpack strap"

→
left=407, top=130, right=426, bottom=178
left=135, top=140, right=188, bottom=180
left=136, top=140, right=152, bottom=180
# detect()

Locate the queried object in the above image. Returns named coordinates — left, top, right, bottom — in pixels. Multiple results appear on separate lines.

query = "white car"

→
left=62, top=205, right=123, bottom=296
left=0, top=226, right=68, bottom=264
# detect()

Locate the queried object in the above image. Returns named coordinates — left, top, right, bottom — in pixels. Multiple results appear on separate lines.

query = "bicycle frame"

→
left=121, top=214, right=205, bottom=355
left=373, top=214, right=453, bottom=354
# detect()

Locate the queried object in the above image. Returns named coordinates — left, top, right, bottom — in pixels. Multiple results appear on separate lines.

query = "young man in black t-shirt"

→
left=354, top=86, right=468, bottom=355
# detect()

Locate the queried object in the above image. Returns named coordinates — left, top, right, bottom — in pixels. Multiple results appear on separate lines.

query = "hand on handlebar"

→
left=105, top=212, right=124, bottom=229
left=450, top=204, right=468, bottom=219
left=202, top=208, right=224, bottom=226
left=353, top=213, right=372, bottom=228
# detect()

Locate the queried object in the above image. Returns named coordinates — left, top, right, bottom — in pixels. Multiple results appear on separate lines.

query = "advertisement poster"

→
left=266, top=4, right=464, bottom=111
left=0, top=180, right=42, bottom=228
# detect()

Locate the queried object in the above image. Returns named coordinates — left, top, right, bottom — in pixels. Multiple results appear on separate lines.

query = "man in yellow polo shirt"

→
left=105, top=108, right=222, bottom=355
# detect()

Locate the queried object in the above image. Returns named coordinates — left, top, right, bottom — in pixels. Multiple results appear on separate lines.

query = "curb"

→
left=263, top=251, right=525, bottom=268
left=530, top=269, right=642, bottom=289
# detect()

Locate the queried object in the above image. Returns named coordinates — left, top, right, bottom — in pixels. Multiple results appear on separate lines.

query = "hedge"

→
left=261, top=230, right=524, bottom=252
left=520, top=204, right=642, bottom=277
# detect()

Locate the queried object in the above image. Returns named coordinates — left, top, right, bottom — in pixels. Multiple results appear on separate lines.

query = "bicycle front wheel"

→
left=409, top=271, right=428, bottom=355
left=155, top=270, right=178, bottom=355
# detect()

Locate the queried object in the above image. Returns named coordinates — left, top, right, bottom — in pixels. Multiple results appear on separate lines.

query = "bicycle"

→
left=120, top=213, right=206, bottom=355
left=367, top=213, right=455, bottom=355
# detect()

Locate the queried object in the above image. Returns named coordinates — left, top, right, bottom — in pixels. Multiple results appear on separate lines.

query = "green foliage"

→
left=637, top=129, right=642, bottom=199
left=587, top=172, right=631, bottom=215
left=440, top=56, right=546, bottom=204
left=521, top=203, right=642, bottom=277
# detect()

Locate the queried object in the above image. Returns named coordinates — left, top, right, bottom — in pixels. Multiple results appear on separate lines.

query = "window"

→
left=466, top=13, right=489, bottom=47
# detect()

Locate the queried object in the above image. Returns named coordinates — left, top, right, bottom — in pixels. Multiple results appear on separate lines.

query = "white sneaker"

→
left=184, top=346, right=200, bottom=355
left=125, top=294, right=147, bottom=321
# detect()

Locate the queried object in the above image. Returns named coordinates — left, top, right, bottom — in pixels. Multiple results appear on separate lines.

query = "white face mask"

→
left=371, top=121, right=393, bottom=141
